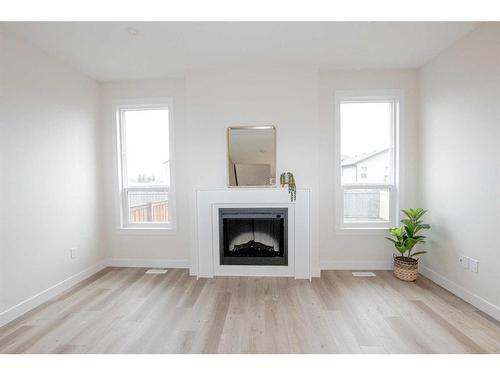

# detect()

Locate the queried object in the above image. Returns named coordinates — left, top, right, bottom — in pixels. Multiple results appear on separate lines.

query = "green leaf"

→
left=401, top=209, right=412, bottom=219
left=400, top=218, right=412, bottom=226
left=411, top=251, right=427, bottom=257
left=404, top=238, right=418, bottom=250
left=413, top=209, right=427, bottom=221
left=412, top=235, right=426, bottom=240
left=404, top=223, right=416, bottom=237
left=401, top=208, right=428, bottom=222
left=389, top=227, right=402, bottom=237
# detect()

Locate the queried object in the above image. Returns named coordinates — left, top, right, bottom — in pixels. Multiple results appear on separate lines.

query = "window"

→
left=116, top=100, right=175, bottom=230
left=360, top=166, right=367, bottom=180
left=336, top=92, right=399, bottom=230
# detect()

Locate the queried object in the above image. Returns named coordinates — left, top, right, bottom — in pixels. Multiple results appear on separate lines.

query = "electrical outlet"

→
left=459, top=255, right=469, bottom=269
left=469, top=259, right=479, bottom=273
left=69, top=247, right=77, bottom=259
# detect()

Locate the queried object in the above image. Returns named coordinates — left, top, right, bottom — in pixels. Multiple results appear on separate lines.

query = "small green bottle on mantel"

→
left=280, top=172, right=296, bottom=202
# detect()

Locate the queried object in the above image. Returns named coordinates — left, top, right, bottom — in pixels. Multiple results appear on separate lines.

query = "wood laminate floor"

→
left=1, top=267, right=499, bottom=354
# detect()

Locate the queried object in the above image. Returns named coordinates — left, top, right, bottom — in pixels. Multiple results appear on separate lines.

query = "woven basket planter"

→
left=393, top=256, right=419, bottom=281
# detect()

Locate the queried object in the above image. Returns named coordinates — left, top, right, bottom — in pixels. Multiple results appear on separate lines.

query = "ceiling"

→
left=4, top=22, right=478, bottom=82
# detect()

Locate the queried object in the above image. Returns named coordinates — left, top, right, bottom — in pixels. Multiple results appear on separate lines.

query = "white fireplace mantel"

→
left=194, top=188, right=311, bottom=279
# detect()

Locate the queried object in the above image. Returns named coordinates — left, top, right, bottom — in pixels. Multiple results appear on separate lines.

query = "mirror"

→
left=227, top=126, right=276, bottom=187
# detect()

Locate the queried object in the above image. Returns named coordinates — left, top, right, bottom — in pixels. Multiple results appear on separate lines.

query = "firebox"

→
left=219, top=208, right=288, bottom=266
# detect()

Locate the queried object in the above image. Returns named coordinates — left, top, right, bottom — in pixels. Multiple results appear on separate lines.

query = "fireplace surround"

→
left=194, top=188, right=312, bottom=279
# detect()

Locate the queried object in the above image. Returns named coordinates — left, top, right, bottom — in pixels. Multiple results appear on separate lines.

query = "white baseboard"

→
left=312, top=268, right=321, bottom=278
left=0, top=260, right=107, bottom=328
left=106, top=258, right=190, bottom=269
left=320, top=260, right=393, bottom=270
left=420, top=265, right=500, bottom=322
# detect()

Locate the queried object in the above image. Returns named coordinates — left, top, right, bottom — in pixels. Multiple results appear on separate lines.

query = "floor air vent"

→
left=145, top=269, right=168, bottom=274
left=352, top=271, right=376, bottom=277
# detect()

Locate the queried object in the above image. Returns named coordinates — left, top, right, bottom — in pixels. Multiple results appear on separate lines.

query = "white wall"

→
left=319, top=70, right=419, bottom=269
left=418, top=24, right=500, bottom=316
left=0, top=29, right=103, bottom=321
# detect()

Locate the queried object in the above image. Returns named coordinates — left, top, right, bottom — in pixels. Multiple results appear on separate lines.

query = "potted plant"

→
left=386, top=208, right=430, bottom=281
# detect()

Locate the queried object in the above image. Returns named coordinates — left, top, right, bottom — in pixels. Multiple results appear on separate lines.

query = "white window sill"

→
left=117, top=227, right=177, bottom=235
left=336, top=227, right=392, bottom=235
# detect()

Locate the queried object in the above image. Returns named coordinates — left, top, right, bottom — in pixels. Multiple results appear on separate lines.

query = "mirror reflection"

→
left=227, top=126, right=276, bottom=187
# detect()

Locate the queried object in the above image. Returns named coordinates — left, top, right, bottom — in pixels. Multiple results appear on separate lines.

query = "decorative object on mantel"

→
left=280, top=171, right=296, bottom=202
left=386, top=208, right=431, bottom=282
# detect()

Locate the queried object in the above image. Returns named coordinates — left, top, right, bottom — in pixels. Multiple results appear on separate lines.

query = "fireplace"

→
left=219, top=208, right=288, bottom=266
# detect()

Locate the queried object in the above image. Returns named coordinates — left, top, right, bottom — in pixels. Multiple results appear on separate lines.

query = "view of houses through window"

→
left=340, top=99, right=396, bottom=226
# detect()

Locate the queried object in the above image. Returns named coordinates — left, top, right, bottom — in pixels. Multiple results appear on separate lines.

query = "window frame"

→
left=334, top=90, right=401, bottom=233
left=113, top=98, right=176, bottom=233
